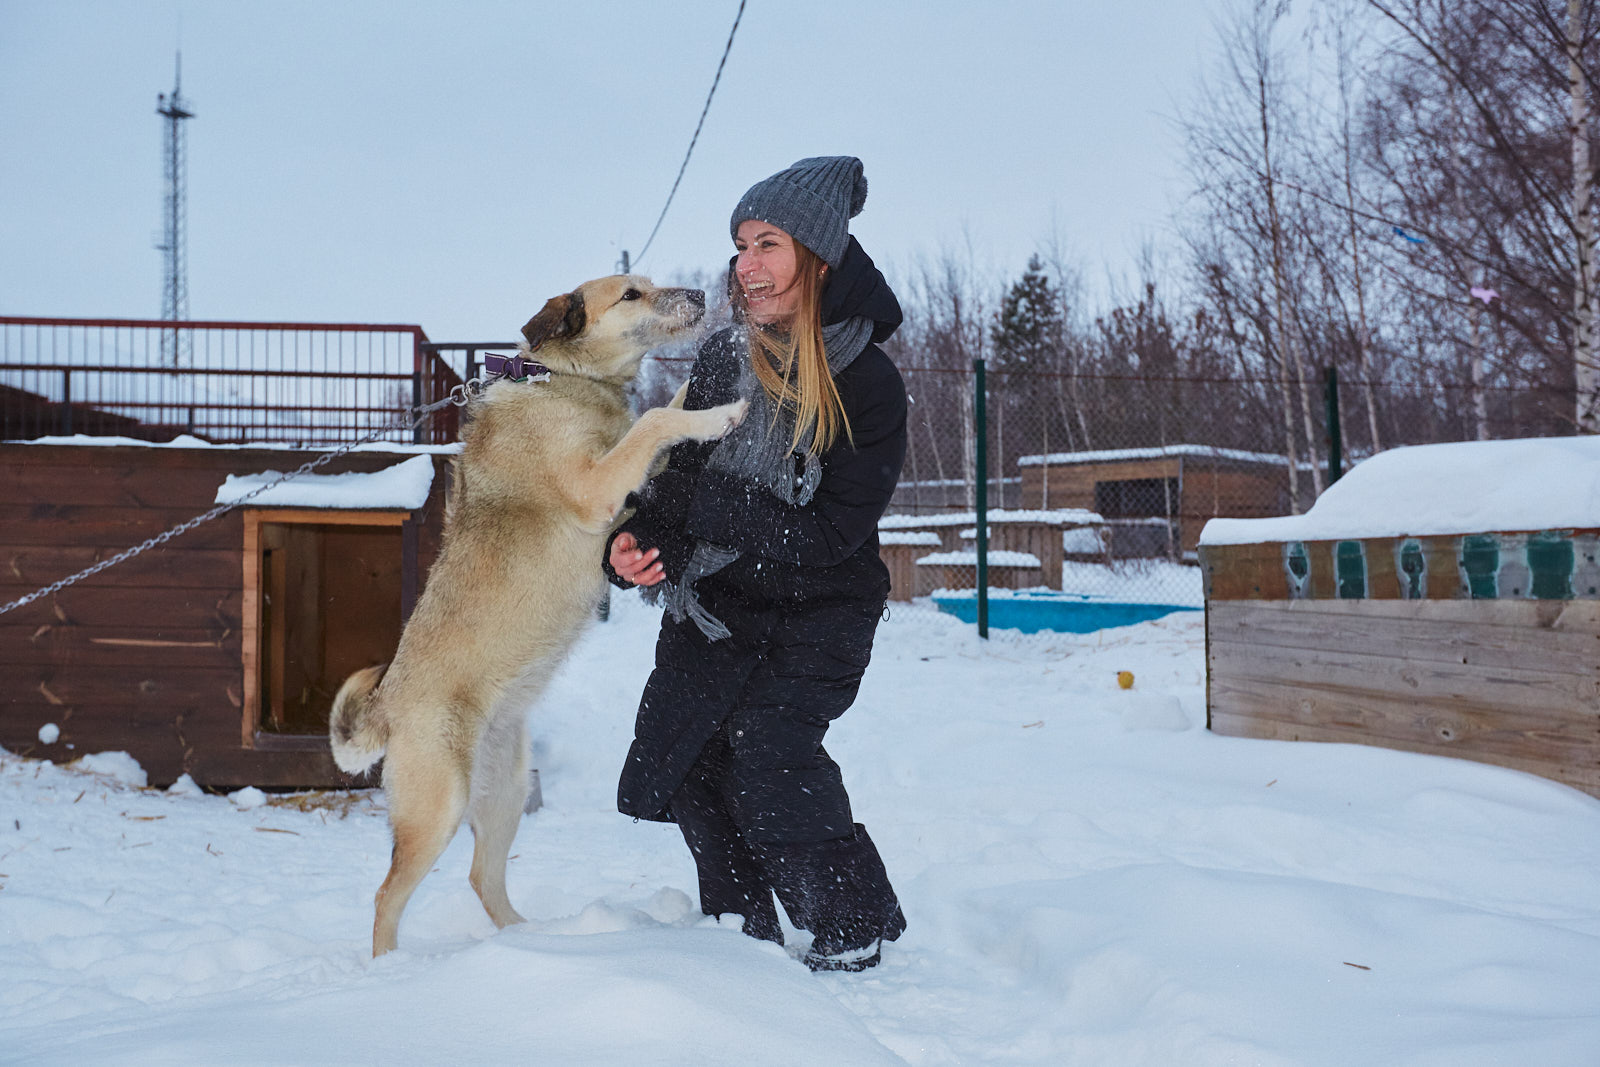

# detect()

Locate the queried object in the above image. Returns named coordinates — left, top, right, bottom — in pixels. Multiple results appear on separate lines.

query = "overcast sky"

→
left=2, top=1, right=1223, bottom=341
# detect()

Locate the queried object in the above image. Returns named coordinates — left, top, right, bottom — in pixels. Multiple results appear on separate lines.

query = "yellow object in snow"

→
left=1116, top=671, right=1135, bottom=690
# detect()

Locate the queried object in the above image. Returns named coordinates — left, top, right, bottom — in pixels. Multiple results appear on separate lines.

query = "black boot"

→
left=803, top=937, right=883, bottom=972
left=764, top=824, right=905, bottom=971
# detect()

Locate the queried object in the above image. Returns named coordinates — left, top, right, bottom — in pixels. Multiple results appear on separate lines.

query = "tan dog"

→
left=329, top=275, right=745, bottom=957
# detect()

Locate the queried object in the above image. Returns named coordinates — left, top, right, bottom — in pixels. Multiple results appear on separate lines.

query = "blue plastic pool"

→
left=930, top=591, right=1201, bottom=634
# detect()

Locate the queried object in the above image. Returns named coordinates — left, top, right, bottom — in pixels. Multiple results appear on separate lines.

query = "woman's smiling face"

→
left=734, top=220, right=803, bottom=326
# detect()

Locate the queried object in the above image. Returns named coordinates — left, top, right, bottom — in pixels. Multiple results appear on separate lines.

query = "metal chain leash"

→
left=0, top=375, right=496, bottom=619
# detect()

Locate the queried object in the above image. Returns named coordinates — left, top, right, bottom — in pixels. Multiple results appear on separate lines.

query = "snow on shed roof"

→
left=880, top=508, right=1102, bottom=528
left=1017, top=444, right=1294, bottom=468
left=1201, top=436, right=1600, bottom=545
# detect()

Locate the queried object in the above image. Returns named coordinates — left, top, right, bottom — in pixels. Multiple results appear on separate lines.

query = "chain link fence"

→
left=878, top=359, right=1574, bottom=637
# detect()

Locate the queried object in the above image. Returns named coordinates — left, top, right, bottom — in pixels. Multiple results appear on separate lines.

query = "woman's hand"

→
left=610, top=532, right=665, bottom=587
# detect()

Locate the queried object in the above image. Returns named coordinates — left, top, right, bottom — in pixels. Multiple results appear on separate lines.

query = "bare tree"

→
left=1325, top=0, right=1386, bottom=450
left=1180, top=0, right=1328, bottom=505
left=1567, top=0, right=1600, bottom=426
left=1366, top=0, right=1600, bottom=431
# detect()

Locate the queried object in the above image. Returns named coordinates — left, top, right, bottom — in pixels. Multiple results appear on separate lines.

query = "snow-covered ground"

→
left=4, top=591, right=1599, bottom=1065
left=1061, top=558, right=1204, bottom=605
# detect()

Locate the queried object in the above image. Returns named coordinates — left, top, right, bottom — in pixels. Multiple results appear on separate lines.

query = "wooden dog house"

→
left=0, top=439, right=450, bottom=788
left=1018, top=445, right=1294, bottom=557
left=1200, top=437, right=1600, bottom=798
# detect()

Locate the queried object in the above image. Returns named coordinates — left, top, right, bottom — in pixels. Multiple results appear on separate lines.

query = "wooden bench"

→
left=879, top=509, right=1105, bottom=596
left=914, top=549, right=1043, bottom=591
left=960, top=510, right=1107, bottom=589
left=878, top=512, right=971, bottom=552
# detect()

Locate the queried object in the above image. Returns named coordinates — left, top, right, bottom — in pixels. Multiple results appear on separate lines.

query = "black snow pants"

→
left=620, top=589, right=906, bottom=952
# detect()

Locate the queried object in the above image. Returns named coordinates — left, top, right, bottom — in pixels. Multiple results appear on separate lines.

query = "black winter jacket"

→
left=608, top=236, right=907, bottom=609
left=610, top=238, right=907, bottom=826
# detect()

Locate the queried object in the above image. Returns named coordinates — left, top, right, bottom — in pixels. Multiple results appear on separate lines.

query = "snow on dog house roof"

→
left=1201, top=436, right=1600, bottom=546
left=215, top=454, right=436, bottom=510
left=21, top=432, right=459, bottom=455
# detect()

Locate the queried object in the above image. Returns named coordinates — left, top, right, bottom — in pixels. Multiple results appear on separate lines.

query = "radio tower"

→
left=156, top=54, right=195, bottom=366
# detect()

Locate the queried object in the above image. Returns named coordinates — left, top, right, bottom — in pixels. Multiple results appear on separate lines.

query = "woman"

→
left=604, top=156, right=908, bottom=972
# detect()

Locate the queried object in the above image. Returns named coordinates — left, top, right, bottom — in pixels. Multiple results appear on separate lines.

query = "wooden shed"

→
left=1017, top=445, right=1293, bottom=558
left=1, top=439, right=450, bottom=788
left=1199, top=437, right=1600, bottom=798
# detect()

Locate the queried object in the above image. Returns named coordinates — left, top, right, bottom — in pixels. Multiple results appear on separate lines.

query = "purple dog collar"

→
left=482, top=352, right=552, bottom=383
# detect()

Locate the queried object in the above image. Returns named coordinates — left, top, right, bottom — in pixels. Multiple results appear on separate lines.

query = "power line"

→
left=628, top=0, right=746, bottom=270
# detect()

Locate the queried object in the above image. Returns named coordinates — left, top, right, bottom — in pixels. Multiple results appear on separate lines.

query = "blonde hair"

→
left=738, top=241, right=853, bottom=454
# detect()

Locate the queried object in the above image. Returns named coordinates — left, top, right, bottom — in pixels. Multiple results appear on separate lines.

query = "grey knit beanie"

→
left=729, top=156, right=867, bottom=268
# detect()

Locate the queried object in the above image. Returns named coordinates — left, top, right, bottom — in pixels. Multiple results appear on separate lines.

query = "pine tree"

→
left=990, top=254, right=1063, bottom=370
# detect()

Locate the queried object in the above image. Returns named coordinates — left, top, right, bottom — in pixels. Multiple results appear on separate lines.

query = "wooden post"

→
left=401, top=511, right=419, bottom=623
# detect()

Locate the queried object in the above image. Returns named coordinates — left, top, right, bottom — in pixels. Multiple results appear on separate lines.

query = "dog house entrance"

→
left=243, top=510, right=410, bottom=745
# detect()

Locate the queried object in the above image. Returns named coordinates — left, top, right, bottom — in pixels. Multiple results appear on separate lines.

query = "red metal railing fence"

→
left=0, top=316, right=472, bottom=446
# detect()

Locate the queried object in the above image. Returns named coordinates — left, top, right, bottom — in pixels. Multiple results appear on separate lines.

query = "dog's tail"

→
left=329, top=664, right=390, bottom=775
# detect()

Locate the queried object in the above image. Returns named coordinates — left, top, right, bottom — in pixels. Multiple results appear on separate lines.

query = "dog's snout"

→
left=662, top=287, right=706, bottom=326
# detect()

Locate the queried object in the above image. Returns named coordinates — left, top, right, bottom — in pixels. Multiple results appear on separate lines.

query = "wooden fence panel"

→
left=1207, top=599, right=1600, bottom=797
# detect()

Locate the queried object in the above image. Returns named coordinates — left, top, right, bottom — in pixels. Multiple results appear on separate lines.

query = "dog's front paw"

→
left=694, top=399, right=748, bottom=441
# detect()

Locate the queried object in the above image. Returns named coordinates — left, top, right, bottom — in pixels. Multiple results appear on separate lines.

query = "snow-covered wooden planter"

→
left=1199, top=437, right=1600, bottom=798
left=0, top=437, right=451, bottom=788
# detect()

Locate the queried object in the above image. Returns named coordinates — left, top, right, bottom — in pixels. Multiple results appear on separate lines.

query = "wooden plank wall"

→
left=1021, top=457, right=1183, bottom=512
left=1207, top=598, right=1600, bottom=797
left=1180, top=466, right=1290, bottom=518
left=0, top=444, right=448, bottom=788
left=1202, top=531, right=1600, bottom=797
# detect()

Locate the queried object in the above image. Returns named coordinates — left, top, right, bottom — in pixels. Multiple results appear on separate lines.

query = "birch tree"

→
left=1566, top=0, right=1600, bottom=427
left=1367, top=0, right=1600, bottom=433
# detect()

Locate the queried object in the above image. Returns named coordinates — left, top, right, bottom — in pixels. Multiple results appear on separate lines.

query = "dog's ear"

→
left=521, top=290, right=587, bottom=348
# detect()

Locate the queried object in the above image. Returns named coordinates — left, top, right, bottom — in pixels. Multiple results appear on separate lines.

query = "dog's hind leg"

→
left=466, top=709, right=530, bottom=930
left=372, top=734, right=470, bottom=957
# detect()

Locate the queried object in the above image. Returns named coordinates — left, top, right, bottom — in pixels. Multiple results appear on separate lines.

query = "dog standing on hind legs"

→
left=329, top=275, right=746, bottom=957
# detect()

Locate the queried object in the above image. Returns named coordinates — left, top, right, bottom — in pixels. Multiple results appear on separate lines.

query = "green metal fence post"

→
left=974, top=357, right=989, bottom=639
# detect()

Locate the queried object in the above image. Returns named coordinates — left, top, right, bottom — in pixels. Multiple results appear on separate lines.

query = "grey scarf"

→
left=648, top=316, right=875, bottom=640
